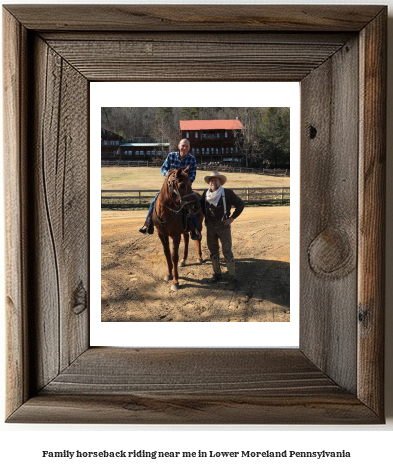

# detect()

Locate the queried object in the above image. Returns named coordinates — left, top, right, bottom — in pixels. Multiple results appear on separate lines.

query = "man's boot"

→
left=208, top=254, right=221, bottom=283
left=225, top=257, right=237, bottom=290
left=139, top=216, right=154, bottom=234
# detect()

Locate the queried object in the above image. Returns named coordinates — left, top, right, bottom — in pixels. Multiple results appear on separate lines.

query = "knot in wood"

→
left=358, top=307, right=370, bottom=326
left=308, top=228, right=355, bottom=279
left=73, top=281, right=87, bottom=315
left=309, top=125, right=317, bottom=139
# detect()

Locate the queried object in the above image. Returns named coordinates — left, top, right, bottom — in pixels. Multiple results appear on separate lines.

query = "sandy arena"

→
left=101, top=206, right=290, bottom=322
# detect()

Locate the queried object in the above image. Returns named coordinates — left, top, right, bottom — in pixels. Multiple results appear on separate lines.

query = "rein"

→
left=167, top=172, right=199, bottom=207
left=154, top=172, right=200, bottom=232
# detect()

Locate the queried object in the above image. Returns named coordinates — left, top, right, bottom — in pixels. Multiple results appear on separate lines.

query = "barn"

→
left=180, top=119, right=245, bottom=164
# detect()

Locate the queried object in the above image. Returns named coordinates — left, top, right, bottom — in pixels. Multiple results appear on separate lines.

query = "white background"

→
left=1, top=0, right=392, bottom=473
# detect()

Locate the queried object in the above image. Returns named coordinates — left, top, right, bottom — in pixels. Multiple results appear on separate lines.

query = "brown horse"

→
left=152, top=166, right=203, bottom=291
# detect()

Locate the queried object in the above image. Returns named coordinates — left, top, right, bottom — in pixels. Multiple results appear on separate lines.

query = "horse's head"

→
left=166, top=166, right=200, bottom=213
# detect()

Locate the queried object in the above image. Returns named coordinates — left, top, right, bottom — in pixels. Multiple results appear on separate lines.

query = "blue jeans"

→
left=146, top=192, right=199, bottom=229
left=191, top=214, right=199, bottom=230
left=146, top=193, right=159, bottom=220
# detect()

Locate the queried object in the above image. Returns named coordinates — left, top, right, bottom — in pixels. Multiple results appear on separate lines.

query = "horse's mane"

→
left=166, top=168, right=177, bottom=179
left=161, top=167, right=190, bottom=198
left=166, top=167, right=190, bottom=183
left=167, top=167, right=188, bottom=177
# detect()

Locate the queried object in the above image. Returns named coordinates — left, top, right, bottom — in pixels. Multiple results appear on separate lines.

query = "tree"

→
left=153, top=107, right=174, bottom=156
left=180, top=107, right=201, bottom=120
left=234, top=108, right=265, bottom=167
left=258, top=108, right=290, bottom=167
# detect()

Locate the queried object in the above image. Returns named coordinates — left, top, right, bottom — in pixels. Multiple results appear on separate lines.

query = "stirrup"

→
left=139, top=216, right=154, bottom=234
left=190, top=229, right=201, bottom=241
left=139, top=224, right=154, bottom=235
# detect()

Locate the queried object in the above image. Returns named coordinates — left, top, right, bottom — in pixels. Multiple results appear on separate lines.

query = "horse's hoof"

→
left=164, top=275, right=173, bottom=282
left=170, top=283, right=179, bottom=291
left=196, top=258, right=203, bottom=264
left=179, top=259, right=186, bottom=267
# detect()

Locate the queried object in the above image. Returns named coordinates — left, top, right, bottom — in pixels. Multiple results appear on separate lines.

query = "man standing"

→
left=139, top=138, right=200, bottom=239
left=201, top=171, right=244, bottom=290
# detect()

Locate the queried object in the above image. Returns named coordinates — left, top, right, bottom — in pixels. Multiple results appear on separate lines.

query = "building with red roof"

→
left=180, top=119, right=245, bottom=164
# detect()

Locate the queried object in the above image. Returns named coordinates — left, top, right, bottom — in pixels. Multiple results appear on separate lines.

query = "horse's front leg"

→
left=194, top=213, right=203, bottom=264
left=158, top=232, right=173, bottom=282
left=194, top=238, right=203, bottom=264
left=195, top=210, right=204, bottom=263
left=171, top=234, right=181, bottom=291
left=180, top=233, right=189, bottom=267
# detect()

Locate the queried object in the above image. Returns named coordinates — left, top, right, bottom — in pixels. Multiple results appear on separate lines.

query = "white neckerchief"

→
left=206, top=185, right=225, bottom=207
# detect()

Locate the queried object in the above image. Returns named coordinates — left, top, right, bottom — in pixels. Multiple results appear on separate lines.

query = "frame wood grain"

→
left=3, top=5, right=386, bottom=424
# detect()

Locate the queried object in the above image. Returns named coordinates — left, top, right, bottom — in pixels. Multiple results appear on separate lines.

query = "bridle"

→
left=154, top=171, right=200, bottom=231
left=167, top=172, right=199, bottom=208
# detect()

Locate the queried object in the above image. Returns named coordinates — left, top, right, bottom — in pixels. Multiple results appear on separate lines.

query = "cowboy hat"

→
left=203, top=171, right=227, bottom=185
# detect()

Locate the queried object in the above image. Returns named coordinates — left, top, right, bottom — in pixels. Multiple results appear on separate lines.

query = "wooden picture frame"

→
left=3, top=5, right=386, bottom=424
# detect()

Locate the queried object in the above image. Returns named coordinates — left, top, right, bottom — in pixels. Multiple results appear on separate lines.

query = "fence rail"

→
left=197, top=165, right=289, bottom=176
left=101, top=160, right=290, bottom=176
left=101, top=160, right=162, bottom=167
left=101, top=187, right=290, bottom=208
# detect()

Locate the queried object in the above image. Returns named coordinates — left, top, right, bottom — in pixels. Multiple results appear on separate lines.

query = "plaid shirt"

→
left=161, top=152, right=197, bottom=184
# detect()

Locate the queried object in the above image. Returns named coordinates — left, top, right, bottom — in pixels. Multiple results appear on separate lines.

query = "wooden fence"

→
left=101, top=187, right=290, bottom=208
left=101, top=160, right=290, bottom=177
left=197, top=164, right=290, bottom=177
left=101, top=160, right=162, bottom=167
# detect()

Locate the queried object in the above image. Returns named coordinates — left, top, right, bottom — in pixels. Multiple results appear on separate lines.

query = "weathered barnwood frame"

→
left=3, top=5, right=386, bottom=423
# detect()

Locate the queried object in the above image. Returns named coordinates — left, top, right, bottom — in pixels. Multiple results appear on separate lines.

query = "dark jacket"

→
left=201, top=188, right=244, bottom=221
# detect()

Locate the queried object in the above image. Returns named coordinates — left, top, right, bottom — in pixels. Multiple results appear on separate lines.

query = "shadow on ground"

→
left=101, top=257, right=290, bottom=322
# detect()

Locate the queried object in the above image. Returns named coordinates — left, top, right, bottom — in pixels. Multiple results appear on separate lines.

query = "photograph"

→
left=101, top=107, right=291, bottom=323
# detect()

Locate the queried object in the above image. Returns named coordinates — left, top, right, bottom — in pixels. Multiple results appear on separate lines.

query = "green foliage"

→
left=257, top=108, right=290, bottom=167
left=156, top=107, right=173, bottom=120
left=180, top=107, right=201, bottom=120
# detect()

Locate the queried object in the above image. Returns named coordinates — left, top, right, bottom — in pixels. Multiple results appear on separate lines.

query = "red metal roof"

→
left=179, top=119, right=244, bottom=131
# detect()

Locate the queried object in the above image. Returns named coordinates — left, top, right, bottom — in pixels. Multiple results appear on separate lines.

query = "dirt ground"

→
left=101, top=206, right=290, bottom=322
